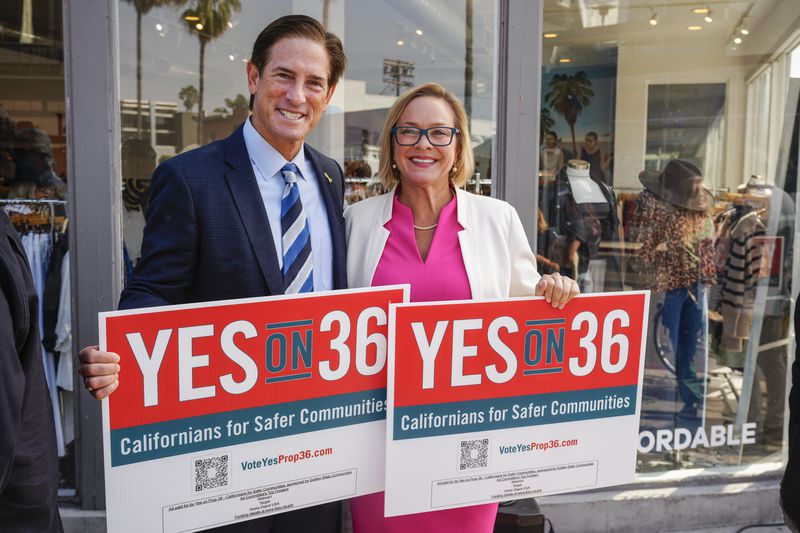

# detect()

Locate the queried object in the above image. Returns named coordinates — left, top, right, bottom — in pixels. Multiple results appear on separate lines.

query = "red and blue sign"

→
left=389, top=292, right=648, bottom=440
left=101, top=287, right=407, bottom=466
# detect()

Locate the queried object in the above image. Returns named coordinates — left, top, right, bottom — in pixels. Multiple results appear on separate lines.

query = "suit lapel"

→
left=223, top=126, right=284, bottom=295
left=305, top=145, right=347, bottom=289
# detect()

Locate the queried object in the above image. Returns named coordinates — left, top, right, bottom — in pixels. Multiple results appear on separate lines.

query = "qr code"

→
left=460, top=438, right=489, bottom=470
left=193, top=454, right=230, bottom=492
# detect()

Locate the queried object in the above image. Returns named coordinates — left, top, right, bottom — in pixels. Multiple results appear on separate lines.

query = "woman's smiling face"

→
left=392, top=96, right=458, bottom=189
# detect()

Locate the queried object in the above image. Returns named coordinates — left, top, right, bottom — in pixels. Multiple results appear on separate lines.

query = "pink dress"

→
left=349, top=193, right=499, bottom=532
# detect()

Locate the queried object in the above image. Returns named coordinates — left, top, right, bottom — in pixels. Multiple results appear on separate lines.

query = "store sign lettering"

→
left=638, top=423, right=756, bottom=453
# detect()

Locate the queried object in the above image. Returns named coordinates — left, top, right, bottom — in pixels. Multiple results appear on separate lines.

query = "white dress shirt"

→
left=243, top=118, right=333, bottom=291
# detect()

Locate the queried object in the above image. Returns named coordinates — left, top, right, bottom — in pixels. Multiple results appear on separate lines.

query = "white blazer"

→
left=344, top=187, right=541, bottom=298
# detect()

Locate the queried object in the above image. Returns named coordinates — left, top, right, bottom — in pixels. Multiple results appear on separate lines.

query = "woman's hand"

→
left=535, top=272, right=580, bottom=309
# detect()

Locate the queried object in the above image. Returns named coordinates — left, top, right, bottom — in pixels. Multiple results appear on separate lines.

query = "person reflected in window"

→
left=630, top=160, right=716, bottom=423
left=345, top=82, right=579, bottom=533
left=539, top=130, right=564, bottom=181
left=580, top=131, right=608, bottom=185
left=7, top=129, right=65, bottom=200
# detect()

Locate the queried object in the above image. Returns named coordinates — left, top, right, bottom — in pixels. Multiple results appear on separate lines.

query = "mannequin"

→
left=121, top=139, right=155, bottom=279
left=566, top=160, right=607, bottom=204
left=631, top=159, right=716, bottom=422
left=540, top=159, right=619, bottom=292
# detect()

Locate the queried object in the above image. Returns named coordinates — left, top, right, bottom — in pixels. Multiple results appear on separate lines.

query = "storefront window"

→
left=0, top=0, right=75, bottom=493
left=538, top=0, right=800, bottom=473
left=118, top=0, right=496, bottom=274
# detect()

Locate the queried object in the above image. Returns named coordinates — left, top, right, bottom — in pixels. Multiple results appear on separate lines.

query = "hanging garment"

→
left=19, top=230, right=64, bottom=457
left=55, top=251, right=74, bottom=446
left=55, top=251, right=72, bottom=391
left=719, top=211, right=766, bottom=351
left=42, top=233, right=68, bottom=353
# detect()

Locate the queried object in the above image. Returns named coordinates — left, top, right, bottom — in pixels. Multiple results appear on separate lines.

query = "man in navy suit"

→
left=78, top=15, right=347, bottom=533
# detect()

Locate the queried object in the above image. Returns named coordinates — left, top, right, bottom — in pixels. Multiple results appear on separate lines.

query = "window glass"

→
left=0, top=0, right=75, bottom=493
left=118, top=0, right=496, bottom=275
left=539, top=0, right=800, bottom=473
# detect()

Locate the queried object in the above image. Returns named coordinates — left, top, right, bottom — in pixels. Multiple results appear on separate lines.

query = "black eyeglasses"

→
left=392, top=126, right=460, bottom=146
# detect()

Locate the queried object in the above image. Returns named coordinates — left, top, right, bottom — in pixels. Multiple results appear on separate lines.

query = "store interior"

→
left=538, top=0, right=800, bottom=472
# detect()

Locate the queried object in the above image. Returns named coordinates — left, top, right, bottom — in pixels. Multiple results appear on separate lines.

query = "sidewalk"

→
left=669, top=525, right=789, bottom=533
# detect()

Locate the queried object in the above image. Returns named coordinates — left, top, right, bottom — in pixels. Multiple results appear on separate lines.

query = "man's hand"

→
left=78, top=345, right=120, bottom=400
left=535, top=273, right=580, bottom=309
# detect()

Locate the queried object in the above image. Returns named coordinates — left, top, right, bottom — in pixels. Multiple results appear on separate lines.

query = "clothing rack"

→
left=0, top=199, right=67, bottom=204
left=1, top=199, right=68, bottom=238
left=611, top=186, right=730, bottom=194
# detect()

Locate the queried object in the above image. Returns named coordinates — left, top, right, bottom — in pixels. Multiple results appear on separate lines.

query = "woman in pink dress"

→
left=345, top=82, right=579, bottom=532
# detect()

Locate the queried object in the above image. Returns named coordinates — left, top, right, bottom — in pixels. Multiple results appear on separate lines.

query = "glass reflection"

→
left=119, top=1, right=495, bottom=183
left=0, top=0, right=74, bottom=491
left=540, top=0, right=800, bottom=472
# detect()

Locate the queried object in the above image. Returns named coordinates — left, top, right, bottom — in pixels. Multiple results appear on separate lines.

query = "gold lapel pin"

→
left=324, top=171, right=333, bottom=183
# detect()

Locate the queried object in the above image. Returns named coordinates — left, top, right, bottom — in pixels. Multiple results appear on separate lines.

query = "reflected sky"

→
left=118, top=0, right=497, bottom=120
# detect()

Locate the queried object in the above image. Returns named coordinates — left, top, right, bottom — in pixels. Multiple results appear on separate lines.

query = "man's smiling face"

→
left=247, top=36, right=335, bottom=160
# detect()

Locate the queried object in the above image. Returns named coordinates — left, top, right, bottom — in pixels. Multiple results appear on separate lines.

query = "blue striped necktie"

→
left=280, top=163, right=314, bottom=293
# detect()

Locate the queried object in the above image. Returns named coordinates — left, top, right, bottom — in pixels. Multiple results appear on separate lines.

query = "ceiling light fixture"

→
left=155, top=23, right=163, bottom=31
left=727, top=8, right=753, bottom=50
left=687, top=25, right=703, bottom=31
left=195, top=22, right=203, bottom=30
left=396, top=39, right=405, bottom=46
left=184, top=15, right=200, bottom=21
left=415, top=29, right=423, bottom=36
left=543, top=32, right=559, bottom=38
left=649, top=12, right=658, bottom=26
left=228, top=54, right=235, bottom=61
left=559, top=58, right=572, bottom=63
left=704, top=11, right=713, bottom=23
left=692, top=7, right=710, bottom=14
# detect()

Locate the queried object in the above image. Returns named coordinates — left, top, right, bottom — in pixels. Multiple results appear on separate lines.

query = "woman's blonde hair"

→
left=377, top=82, right=475, bottom=189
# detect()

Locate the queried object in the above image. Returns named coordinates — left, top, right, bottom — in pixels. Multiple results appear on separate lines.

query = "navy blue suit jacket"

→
left=120, top=124, right=347, bottom=310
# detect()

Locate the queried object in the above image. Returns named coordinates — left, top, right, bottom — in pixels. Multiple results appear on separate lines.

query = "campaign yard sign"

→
left=100, top=286, right=408, bottom=533
left=385, top=291, right=649, bottom=517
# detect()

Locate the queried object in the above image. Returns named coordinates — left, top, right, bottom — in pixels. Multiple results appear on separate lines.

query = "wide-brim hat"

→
left=13, top=128, right=53, bottom=154
left=639, top=159, right=714, bottom=212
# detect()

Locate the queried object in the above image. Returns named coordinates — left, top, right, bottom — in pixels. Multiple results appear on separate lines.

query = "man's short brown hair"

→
left=248, top=15, right=346, bottom=109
